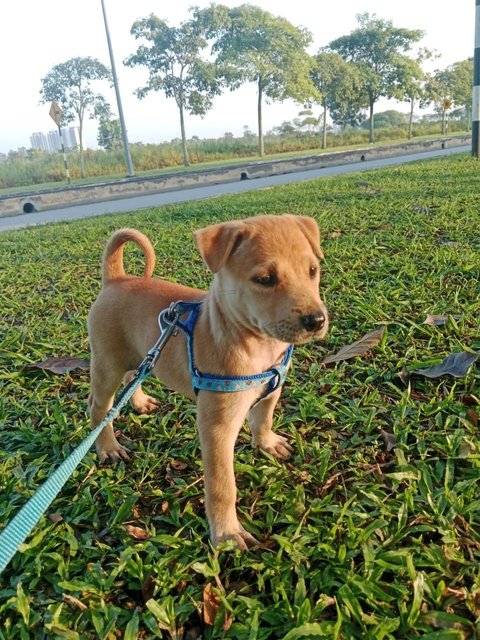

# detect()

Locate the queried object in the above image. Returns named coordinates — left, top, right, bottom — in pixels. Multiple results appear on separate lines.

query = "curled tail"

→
left=102, top=228, right=155, bottom=284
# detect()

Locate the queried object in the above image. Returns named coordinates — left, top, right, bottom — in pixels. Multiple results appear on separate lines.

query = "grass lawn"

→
left=0, top=153, right=479, bottom=639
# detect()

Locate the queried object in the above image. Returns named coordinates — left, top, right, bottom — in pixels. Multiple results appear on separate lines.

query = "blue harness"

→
left=175, top=301, right=293, bottom=402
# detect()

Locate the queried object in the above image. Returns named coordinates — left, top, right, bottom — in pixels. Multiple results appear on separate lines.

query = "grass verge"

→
left=0, top=153, right=479, bottom=639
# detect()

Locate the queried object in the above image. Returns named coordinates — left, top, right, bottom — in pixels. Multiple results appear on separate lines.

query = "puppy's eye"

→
left=309, top=266, right=318, bottom=278
left=253, top=274, right=277, bottom=287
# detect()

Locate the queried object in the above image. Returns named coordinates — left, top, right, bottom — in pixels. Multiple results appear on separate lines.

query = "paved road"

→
left=0, top=145, right=469, bottom=233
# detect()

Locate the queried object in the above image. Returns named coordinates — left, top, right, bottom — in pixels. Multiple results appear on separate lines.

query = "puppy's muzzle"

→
left=300, top=311, right=327, bottom=333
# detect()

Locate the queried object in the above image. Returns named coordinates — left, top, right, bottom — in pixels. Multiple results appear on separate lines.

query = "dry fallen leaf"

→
left=380, top=429, right=396, bottom=452
left=424, top=313, right=462, bottom=326
left=322, top=327, right=385, bottom=365
left=169, top=460, right=188, bottom=471
left=63, top=593, right=88, bottom=611
left=126, top=525, right=149, bottom=540
left=424, top=314, right=449, bottom=326
left=466, top=408, right=478, bottom=429
left=413, top=351, right=478, bottom=379
left=203, top=584, right=233, bottom=631
left=48, top=513, right=63, bottom=524
left=203, top=583, right=220, bottom=626
left=25, top=356, right=90, bottom=375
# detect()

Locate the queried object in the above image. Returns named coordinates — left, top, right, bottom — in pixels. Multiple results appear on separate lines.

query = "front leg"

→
left=248, top=387, right=293, bottom=459
left=197, top=393, right=258, bottom=550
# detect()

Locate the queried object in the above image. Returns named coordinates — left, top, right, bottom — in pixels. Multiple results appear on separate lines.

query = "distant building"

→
left=30, top=127, right=80, bottom=153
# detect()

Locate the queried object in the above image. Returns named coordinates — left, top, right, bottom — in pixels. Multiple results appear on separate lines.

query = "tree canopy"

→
left=195, top=3, right=315, bottom=156
left=328, top=13, right=424, bottom=142
left=124, top=13, right=222, bottom=166
left=311, top=51, right=366, bottom=146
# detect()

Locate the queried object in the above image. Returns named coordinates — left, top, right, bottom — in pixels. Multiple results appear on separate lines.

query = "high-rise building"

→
left=30, top=127, right=80, bottom=153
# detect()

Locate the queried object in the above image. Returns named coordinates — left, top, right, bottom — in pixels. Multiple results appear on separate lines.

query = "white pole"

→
left=100, top=0, right=135, bottom=176
left=472, top=0, right=480, bottom=156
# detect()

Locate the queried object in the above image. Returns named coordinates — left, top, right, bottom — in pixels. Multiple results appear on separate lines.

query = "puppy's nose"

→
left=300, top=312, right=326, bottom=332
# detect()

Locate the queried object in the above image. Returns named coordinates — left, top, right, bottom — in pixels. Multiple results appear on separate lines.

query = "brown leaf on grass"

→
left=441, top=587, right=467, bottom=606
left=161, top=500, right=170, bottom=514
left=424, top=313, right=462, bottom=326
left=169, top=460, right=188, bottom=471
left=63, top=593, right=88, bottom=611
left=466, top=408, right=478, bottom=429
left=424, top=314, right=449, bottom=326
left=48, top=513, right=63, bottom=524
left=317, top=471, right=343, bottom=498
left=126, top=525, right=149, bottom=540
left=322, top=327, right=385, bottom=365
left=142, top=576, right=155, bottom=603
left=25, top=356, right=90, bottom=375
left=203, top=584, right=220, bottom=626
left=203, top=584, right=232, bottom=630
left=380, top=429, right=396, bottom=452
left=413, top=351, right=478, bottom=379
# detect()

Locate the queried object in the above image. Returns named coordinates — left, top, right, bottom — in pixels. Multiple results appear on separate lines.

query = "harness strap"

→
left=175, top=301, right=293, bottom=400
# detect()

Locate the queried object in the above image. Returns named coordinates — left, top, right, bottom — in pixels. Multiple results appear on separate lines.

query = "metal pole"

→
left=472, top=0, right=480, bottom=157
left=100, top=0, right=135, bottom=176
left=57, top=124, right=71, bottom=184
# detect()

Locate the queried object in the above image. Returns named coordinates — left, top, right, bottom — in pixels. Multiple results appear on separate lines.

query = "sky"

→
left=0, top=0, right=475, bottom=154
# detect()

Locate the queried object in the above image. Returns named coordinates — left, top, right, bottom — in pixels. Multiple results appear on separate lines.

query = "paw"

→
left=131, top=393, right=160, bottom=414
left=96, top=439, right=130, bottom=463
left=253, top=432, right=293, bottom=459
left=212, top=524, right=259, bottom=551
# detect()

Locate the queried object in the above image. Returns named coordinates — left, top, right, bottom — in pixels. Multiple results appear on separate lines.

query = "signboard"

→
left=49, top=100, right=63, bottom=126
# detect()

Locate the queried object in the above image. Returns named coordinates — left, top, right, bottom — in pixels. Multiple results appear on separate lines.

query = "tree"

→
left=423, top=60, right=473, bottom=135
left=360, top=110, right=407, bottom=129
left=196, top=4, right=316, bottom=156
left=124, top=13, right=222, bottom=167
left=97, top=118, right=122, bottom=150
left=40, top=57, right=112, bottom=178
left=294, top=109, right=319, bottom=135
left=310, top=51, right=366, bottom=147
left=328, top=13, right=424, bottom=143
left=390, top=48, right=436, bottom=138
left=440, top=59, right=474, bottom=129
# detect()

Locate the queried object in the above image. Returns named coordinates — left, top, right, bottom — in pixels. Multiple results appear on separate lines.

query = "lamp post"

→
left=473, top=0, right=480, bottom=157
left=100, top=0, right=135, bottom=176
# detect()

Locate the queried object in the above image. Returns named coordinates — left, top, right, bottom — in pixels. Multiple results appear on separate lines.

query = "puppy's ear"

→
left=195, top=221, right=247, bottom=273
left=287, top=215, right=324, bottom=259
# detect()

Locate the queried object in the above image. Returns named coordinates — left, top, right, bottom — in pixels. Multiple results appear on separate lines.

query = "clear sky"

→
left=0, top=0, right=474, bottom=154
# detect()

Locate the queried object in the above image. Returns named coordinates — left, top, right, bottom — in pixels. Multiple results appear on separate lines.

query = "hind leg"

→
left=89, top=359, right=129, bottom=462
left=124, top=370, right=160, bottom=414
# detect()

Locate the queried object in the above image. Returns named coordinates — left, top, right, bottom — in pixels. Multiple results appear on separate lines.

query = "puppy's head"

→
left=195, top=215, right=328, bottom=344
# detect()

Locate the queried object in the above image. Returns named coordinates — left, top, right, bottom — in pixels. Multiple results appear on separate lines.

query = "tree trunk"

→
left=179, top=100, right=190, bottom=167
left=322, top=101, right=327, bottom=149
left=369, top=97, right=375, bottom=144
left=408, top=97, right=414, bottom=139
left=257, top=78, right=264, bottom=157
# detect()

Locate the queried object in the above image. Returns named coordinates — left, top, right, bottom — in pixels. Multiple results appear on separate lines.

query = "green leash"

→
left=0, top=304, right=182, bottom=575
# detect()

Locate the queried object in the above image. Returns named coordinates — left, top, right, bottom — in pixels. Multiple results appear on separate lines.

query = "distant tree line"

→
left=35, top=5, right=474, bottom=170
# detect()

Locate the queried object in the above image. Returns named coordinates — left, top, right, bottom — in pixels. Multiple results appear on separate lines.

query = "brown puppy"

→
left=88, top=214, right=328, bottom=548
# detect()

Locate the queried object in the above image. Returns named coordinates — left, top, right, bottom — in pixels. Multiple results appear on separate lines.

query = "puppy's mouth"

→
left=262, top=314, right=329, bottom=344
